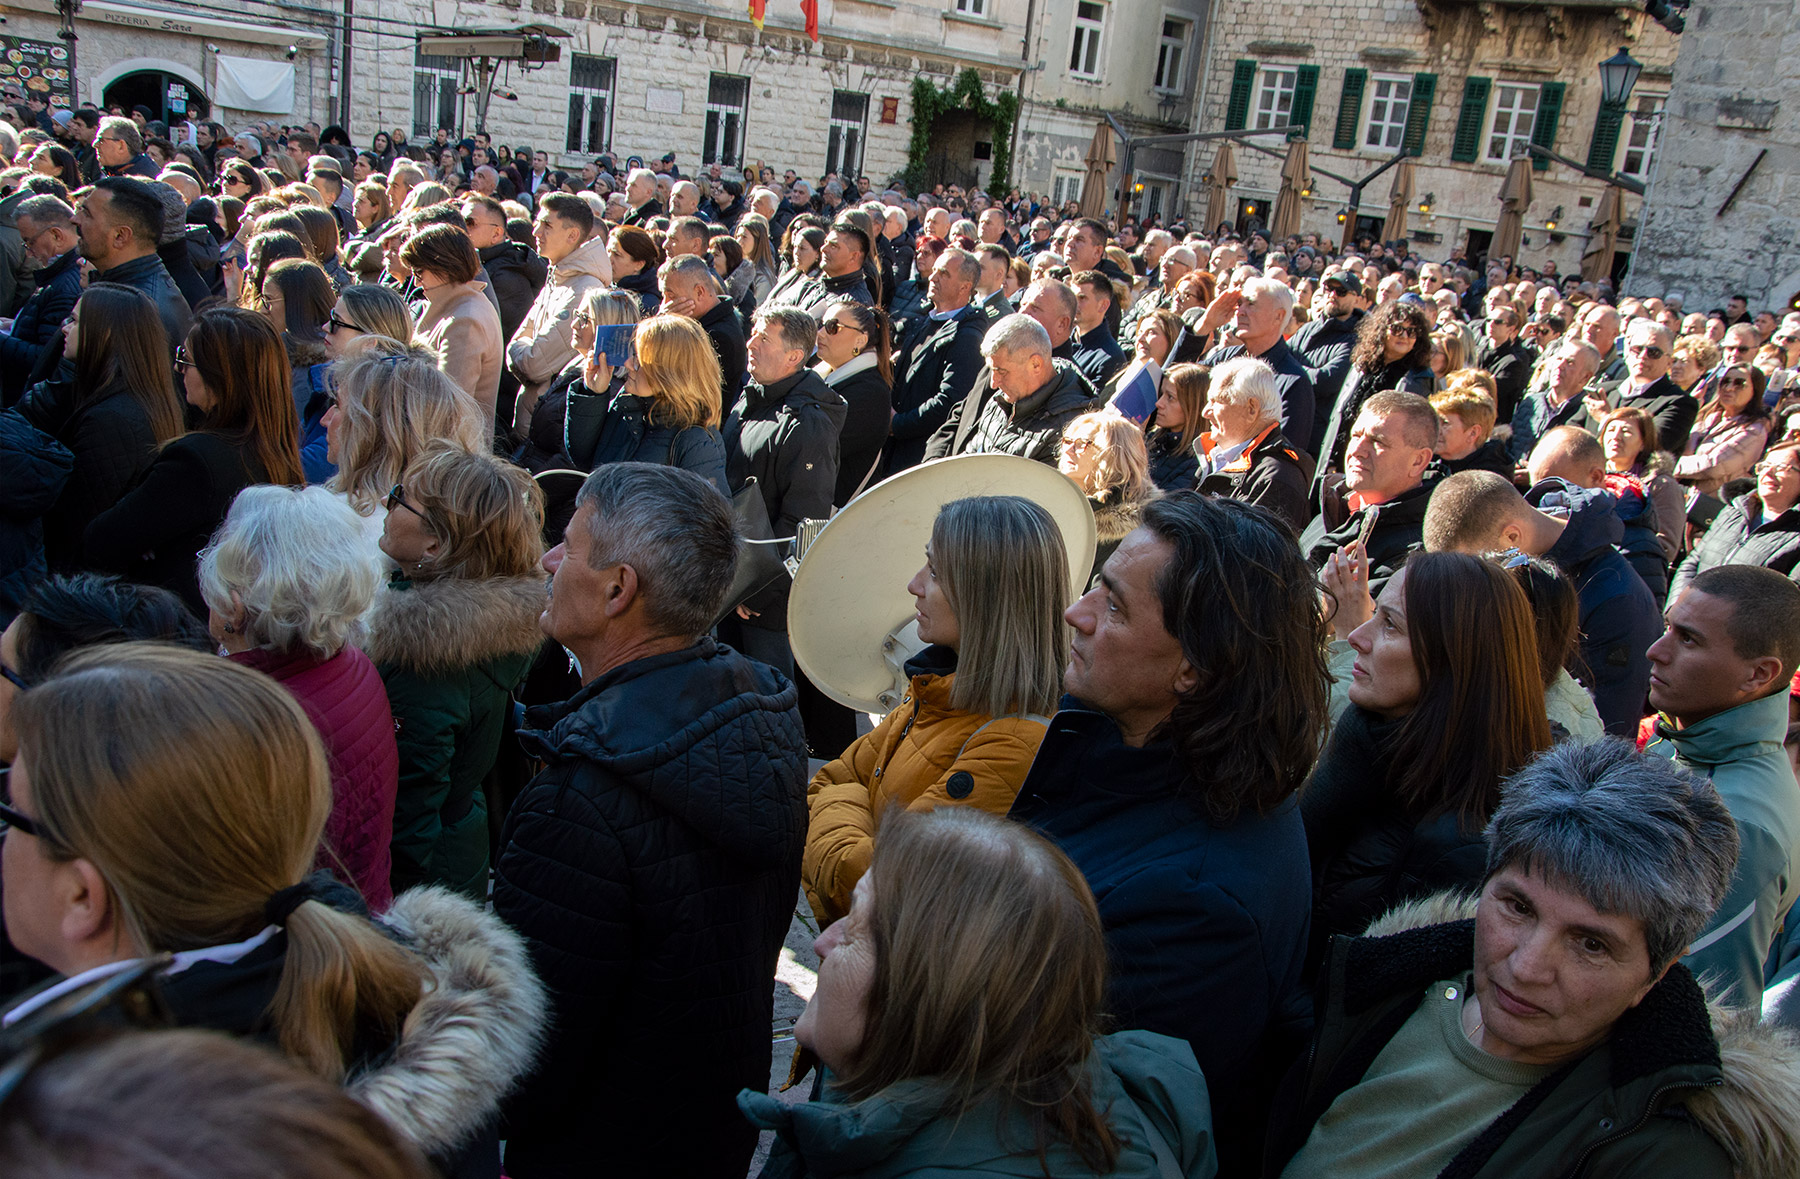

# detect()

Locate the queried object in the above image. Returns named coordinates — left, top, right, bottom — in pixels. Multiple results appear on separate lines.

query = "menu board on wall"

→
left=0, top=35, right=75, bottom=108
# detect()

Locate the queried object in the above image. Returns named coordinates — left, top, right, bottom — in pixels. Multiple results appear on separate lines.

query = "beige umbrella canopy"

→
left=1269, top=138, right=1309, bottom=240
left=1202, top=141, right=1239, bottom=234
left=1492, top=156, right=1534, bottom=265
left=1079, top=122, right=1117, bottom=219
left=1384, top=157, right=1415, bottom=244
left=1581, top=185, right=1624, bottom=283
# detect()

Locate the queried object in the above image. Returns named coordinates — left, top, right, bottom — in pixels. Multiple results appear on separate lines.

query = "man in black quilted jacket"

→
left=494, top=462, right=809, bottom=1179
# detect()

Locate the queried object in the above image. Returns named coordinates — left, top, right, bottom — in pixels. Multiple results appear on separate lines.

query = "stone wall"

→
left=1629, top=0, right=1800, bottom=312
left=1189, top=0, right=1680, bottom=274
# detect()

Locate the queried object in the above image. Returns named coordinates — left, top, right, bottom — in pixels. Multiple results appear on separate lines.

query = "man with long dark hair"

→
left=1009, top=492, right=1329, bottom=1175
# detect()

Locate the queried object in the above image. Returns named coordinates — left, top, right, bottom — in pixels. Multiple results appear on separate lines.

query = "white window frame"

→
left=1253, top=65, right=1297, bottom=132
left=1363, top=73, right=1413, bottom=151
left=826, top=91, right=869, bottom=178
left=1068, top=1, right=1106, bottom=81
left=703, top=73, right=750, bottom=168
left=1052, top=170, right=1083, bottom=207
left=954, top=0, right=988, bottom=14
left=411, top=50, right=461, bottom=140
left=565, top=55, right=615, bottom=155
left=1619, top=93, right=1665, bottom=182
left=1484, top=82, right=1540, bottom=164
left=1153, top=16, right=1190, bottom=94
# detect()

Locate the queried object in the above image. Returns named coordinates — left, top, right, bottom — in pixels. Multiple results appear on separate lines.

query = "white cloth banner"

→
left=213, top=55, right=295, bottom=115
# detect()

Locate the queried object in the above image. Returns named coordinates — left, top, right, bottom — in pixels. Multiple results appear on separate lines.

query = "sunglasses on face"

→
left=385, top=483, right=427, bottom=520
left=173, top=344, right=196, bottom=373
left=1388, top=326, right=1417, bottom=338
left=0, top=767, right=47, bottom=840
left=821, top=320, right=861, bottom=336
left=1720, top=376, right=1751, bottom=388
left=1625, top=344, right=1666, bottom=359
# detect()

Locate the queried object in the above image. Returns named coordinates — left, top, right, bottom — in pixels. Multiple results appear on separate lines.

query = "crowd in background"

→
left=1, top=101, right=1800, bottom=1179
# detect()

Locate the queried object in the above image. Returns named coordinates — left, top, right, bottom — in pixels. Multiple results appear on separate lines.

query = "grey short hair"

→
left=1143, top=229, right=1174, bottom=252
left=198, top=486, right=381, bottom=659
left=1023, top=279, right=1078, bottom=326
left=1485, top=738, right=1740, bottom=972
left=1240, top=276, right=1296, bottom=327
left=659, top=251, right=718, bottom=293
left=576, top=463, right=740, bottom=637
left=1163, top=245, right=1198, bottom=270
left=14, top=194, right=73, bottom=228
left=627, top=167, right=656, bottom=189
left=99, top=116, right=143, bottom=155
left=938, top=247, right=980, bottom=289
left=981, top=313, right=1052, bottom=363
left=756, top=306, right=818, bottom=356
left=389, top=161, right=425, bottom=186
left=1210, top=356, right=1283, bottom=426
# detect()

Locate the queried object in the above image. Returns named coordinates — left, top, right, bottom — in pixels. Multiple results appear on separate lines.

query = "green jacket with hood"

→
left=740, top=1030, right=1217, bottom=1178
left=1645, top=689, right=1800, bottom=1008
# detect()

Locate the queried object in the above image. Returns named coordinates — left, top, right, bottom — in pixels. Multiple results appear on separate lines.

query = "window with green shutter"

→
left=1290, top=65, right=1320, bottom=139
left=1530, top=81, right=1565, bottom=170
left=1225, top=60, right=1257, bottom=131
left=1332, top=69, right=1367, bottom=150
left=1586, top=104, right=1624, bottom=172
left=1450, top=76, right=1492, bottom=163
left=1402, top=73, right=1435, bottom=156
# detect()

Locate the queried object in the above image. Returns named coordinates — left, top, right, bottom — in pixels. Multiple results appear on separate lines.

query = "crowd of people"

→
left=2, top=102, right=1800, bottom=1179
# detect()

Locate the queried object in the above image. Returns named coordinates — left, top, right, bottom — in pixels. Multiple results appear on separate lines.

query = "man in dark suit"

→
left=1475, top=306, right=1536, bottom=425
left=622, top=168, right=663, bottom=226
left=1573, top=317, right=1698, bottom=456
left=885, top=247, right=987, bottom=472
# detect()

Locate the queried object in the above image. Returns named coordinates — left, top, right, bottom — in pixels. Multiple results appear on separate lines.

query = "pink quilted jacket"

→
left=232, top=645, right=400, bottom=911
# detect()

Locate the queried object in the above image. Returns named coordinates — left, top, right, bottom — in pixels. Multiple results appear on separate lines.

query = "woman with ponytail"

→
left=1, top=643, right=546, bottom=1173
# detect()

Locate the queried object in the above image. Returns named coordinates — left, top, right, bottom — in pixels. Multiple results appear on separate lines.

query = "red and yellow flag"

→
left=748, top=0, right=766, bottom=29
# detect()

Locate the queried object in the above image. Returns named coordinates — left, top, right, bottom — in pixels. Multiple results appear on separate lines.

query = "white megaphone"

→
left=788, top=455, right=1097, bottom=713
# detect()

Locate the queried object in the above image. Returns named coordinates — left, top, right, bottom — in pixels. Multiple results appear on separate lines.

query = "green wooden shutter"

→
left=1332, top=68, right=1367, bottom=150
left=1402, top=72, right=1436, bottom=156
left=1530, top=81, right=1565, bottom=170
left=1450, top=76, right=1492, bottom=163
left=1586, top=103, right=1625, bottom=172
left=1225, top=60, right=1257, bottom=131
left=1290, top=64, right=1320, bottom=138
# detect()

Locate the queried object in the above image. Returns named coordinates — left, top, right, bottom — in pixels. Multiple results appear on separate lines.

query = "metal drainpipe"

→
left=340, top=0, right=353, bottom=129
left=1186, top=0, right=1217, bottom=221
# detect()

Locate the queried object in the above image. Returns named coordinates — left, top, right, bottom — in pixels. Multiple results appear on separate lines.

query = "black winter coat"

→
left=1477, top=335, right=1536, bottom=423
left=699, top=296, right=749, bottom=415
left=157, top=238, right=211, bottom=313
left=494, top=639, right=808, bottom=1179
left=886, top=305, right=988, bottom=471
left=1196, top=425, right=1313, bottom=534
left=1198, top=338, right=1316, bottom=456
left=963, top=358, right=1098, bottom=464
left=1301, top=706, right=1488, bottom=968
left=479, top=240, right=547, bottom=343
left=725, top=368, right=846, bottom=628
left=15, top=372, right=163, bottom=572
left=614, top=267, right=660, bottom=315
left=1299, top=479, right=1430, bottom=595
left=1146, top=429, right=1198, bottom=492
left=0, top=248, right=79, bottom=402
left=84, top=430, right=272, bottom=613
left=0, top=409, right=72, bottom=621
left=1672, top=492, right=1800, bottom=597
left=1289, top=310, right=1363, bottom=446
left=822, top=360, right=892, bottom=506
left=90, top=253, right=192, bottom=359
left=519, top=368, right=729, bottom=496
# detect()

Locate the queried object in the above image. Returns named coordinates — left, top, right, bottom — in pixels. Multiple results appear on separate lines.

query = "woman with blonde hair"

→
left=1428, top=328, right=1466, bottom=384
left=749, top=807, right=1215, bottom=1178
left=804, top=496, right=1071, bottom=924
left=323, top=342, right=488, bottom=546
left=199, top=485, right=398, bottom=910
left=2, top=643, right=545, bottom=1172
left=1059, top=410, right=1160, bottom=582
left=364, top=444, right=547, bottom=899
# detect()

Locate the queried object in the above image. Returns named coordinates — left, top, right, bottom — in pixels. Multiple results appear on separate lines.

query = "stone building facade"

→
left=348, top=0, right=1025, bottom=187
left=1629, top=0, right=1800, bottom=313
left=1012, top=0, right=1209, bottom=221
left=1187, top=0, right=1680, bottom=276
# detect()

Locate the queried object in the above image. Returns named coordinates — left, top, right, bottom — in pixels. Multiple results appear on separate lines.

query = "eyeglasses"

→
left=1625, top=344, right=1666, bottom=359
left=1387, top=325, right=1418, bottom=338
left=821, top=320, right=861, bottom=336
left=385, top=483, right=427, bottom=520
left=1062, top=436, right=1096, bottom=455
left=1720, top=377, right=1751, bottom=388
left=0, top=767, right=47, bottom=840
left=1756, top=461, right=1800, bottom=478
left=326, top=313, right=364, bottom=334
left=173, top=344, right=195, bottom=373
left=1, top=662, right=27, bottom=692
left=1489, top=547, right=1535, bottom=570
left=0, top=951, right=175, bottom=1111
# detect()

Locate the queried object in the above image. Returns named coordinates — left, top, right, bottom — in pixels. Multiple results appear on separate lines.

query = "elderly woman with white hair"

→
left=1195, top=356, right=1312, bottom=532
left=199, top=483, right=400, bottom=911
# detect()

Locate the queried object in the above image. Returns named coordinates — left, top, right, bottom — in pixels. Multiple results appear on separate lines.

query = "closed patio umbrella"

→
left=1269, top=138, right=1308, bottom=240
left=1581, top=184, right=1623, bottom=283
left=1384, top=157, right=1415, bottom=244
left=1202, top=141, right=1238, bottom=235
left=1079, top=122, right=1117, bottom=219
left=1492, top=156, right=1533, bottom=265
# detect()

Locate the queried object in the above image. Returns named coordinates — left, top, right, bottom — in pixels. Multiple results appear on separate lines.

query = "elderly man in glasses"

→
left=1572, top=317, right=1699, bottom=455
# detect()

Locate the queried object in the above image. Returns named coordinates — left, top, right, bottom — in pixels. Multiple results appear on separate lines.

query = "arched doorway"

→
left=100, top=67, right=210, bottom=125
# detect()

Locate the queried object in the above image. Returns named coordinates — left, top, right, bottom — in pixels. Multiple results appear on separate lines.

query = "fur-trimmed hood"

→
left=361, top=573, right=547, bottom=677
left=1091, top=486, right=1161, bottom=544
left=351, top=886, right=548, bottom=1158
left=1361, top=892, right=1800, bottom=1179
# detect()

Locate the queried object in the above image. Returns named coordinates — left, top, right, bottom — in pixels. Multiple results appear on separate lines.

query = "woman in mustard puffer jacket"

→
left=803, top=495, right=1071, bottom=925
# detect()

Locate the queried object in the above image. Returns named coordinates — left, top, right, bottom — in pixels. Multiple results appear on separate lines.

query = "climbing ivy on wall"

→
left=905, top=68, right=1018, bottom=195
